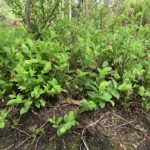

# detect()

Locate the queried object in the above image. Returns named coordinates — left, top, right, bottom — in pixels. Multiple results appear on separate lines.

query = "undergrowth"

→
left=0, top=0, right=150, bottom=136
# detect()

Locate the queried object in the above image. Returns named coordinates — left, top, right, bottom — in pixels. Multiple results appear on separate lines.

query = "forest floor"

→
left=0, top=101, right=150, bottom=150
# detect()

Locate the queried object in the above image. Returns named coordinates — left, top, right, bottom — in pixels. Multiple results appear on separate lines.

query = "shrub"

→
left=0, top=0, right=150, bottom=135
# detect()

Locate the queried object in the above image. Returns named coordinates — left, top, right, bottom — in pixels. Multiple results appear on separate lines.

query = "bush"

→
left=0, top=0, right=150, bottom=135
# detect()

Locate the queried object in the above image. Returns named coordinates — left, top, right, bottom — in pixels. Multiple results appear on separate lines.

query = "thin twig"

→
left=112, top=113, right=128, bottom=122
left=15, top=136, right=31, bottom=149
left=81, top=136, right=89, bottom=150
left=12, top=127, right=31, bottom=137
left=1, top=144, right=14, bottom=150
left=81, top=114, right=104, bottom=150
left=114, top=121, right=133, bottom=129
left=35, top=135, right=42, bottom=150
left=113, top=112, right=150, bottom=141
left=105, top=124, right=117, bottom=128
left=41, top=0, right=60, bottom=30
left=40, top=120, right=49, bottom=129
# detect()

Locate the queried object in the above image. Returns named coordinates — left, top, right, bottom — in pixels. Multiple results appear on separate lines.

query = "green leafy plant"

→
left=85, top=65, right=120, bottom=108
left=79, top=99, right=97, bottom=112
left=28, top=126, right=45, bottom=138
left=49, top=111, right=79, bottom=136
left=0, top=109, right=8, bottom=128
left=0, top=0, right=150, bottom=135
left=138, top=86, right=150, bottom=109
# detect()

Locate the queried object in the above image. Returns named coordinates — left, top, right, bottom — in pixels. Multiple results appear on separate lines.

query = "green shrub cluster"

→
left=0, top=0, right=150, bottom=136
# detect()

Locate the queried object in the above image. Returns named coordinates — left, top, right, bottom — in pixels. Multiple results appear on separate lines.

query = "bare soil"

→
left=0, top=102, right=150, bottom=150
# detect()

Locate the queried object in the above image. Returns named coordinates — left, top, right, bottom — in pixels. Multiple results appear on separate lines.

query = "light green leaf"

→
left=100, top=92, right=112, bottom=101
left=111, top=90, right=120, bottom=99
left=99, top=81, right=110, bottom=91
left=42, top=62, right=52, bottom=74
left=20, top=108, right=28, bottom=115
left=40, top=99, right=46, bottom=107
left=112, top=79, right=118, bottom=88
left=0, top=109, right=8, bottom=119
left=35, top=101, right=41, bottom=108
left=0, top=120, right=5, bottom=128
left=138, top=86, right=145, bottom=96
left=57, top=127, right=66, bottom=136
left=118, top=82, right=132, bottom=91
left=99, top=101, right=106, bottom=108
left=31, top=86, right=44, bottom=98
left=64, top=111, right=75, bottom=122
left=108, top=100, right=115, bottom=107
left=98, top=67, right=112, bottom=79
left=80, top=99, right=97, bottom=111
left=20, top=100, right=32, bottom=115
left=7, top=94, right=23, bottom=106
left=102, top=61, right=109, bottom=67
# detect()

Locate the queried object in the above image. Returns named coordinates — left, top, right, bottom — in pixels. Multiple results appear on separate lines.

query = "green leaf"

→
left=31, top=86, right=44, bottom=98
left=25, top=100, right=32, bottom=108
left=18, top=85, right=26, bottom=91
left=112, top=79, right=118, bottom=88
left=53, top=124, right=59, bottom=128
left=0, top=120, right=5, bottom=128
left=102, top=61, right=109, bottom=67
left=48, top=78, right=59, bottom=86
left=57, top=126, right=66, bottom=136
left=0, top=109, right=8, bottom=128
left=108, top=100, right=115, bottom=107
left=7, top=94, right=23, bottom=106
left=48, top=118, right=55, bottom=124
left=111, top=90, right=120, bottom=99
left=45, top=78, right=62, bottom=94
left=26, top=38, right=34, bottom=47
left=56, top=119, right=78, bottom=136
left=99, top=81, right=110, bottom=91
left=29, top=67, right=36, bottom=77
left=113, top=70, right=120, bottom=79
left=35, top=101, right=41, bottom=108
left=56, top=117, right=63, bottom=124
left=15, top=64, right=27, bottom=75
left=118, top=82, right=132, bottom=91
left=98, top=67, right=112, bottom=79
left=20, top=100, right=32, bottom=115
left=40, top=99, right=46, bottom=107
left=99, top=101, right=106, bottom=108
left=20, top=108, right=28, bottom=115
left=80, top=99, right=97, bottom=111
left=0, top=109, right=8, bottom=119
left=64, top=111, right=75, bottom=122
left=100, top=92, right=112, bottom=101
left=41, top=62, right=52, bottom=74
left=138, top=86, right=145, bottom=96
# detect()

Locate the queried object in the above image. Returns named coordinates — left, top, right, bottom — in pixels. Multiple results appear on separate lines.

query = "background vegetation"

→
left=0, top=0, right=150, bottom=136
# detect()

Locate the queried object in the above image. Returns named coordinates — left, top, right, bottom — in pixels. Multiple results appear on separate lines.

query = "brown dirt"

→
left=0, top=102, right=150, bottom=150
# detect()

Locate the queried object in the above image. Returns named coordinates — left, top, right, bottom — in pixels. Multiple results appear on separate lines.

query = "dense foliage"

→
left=0, top=0, right=150, bottom=135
